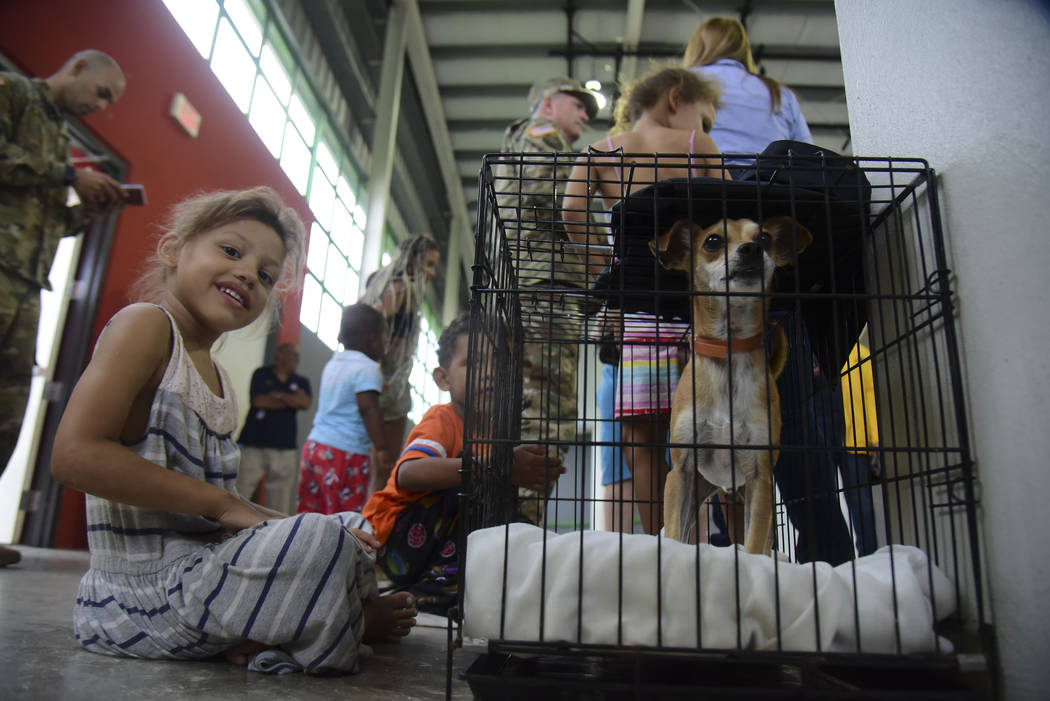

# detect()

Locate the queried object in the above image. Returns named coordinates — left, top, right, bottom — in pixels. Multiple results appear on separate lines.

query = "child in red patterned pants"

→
left=298, top=303, right=391, bottom=514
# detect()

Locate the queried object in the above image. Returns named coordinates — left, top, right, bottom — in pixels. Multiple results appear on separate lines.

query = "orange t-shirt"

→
left=362, top=403, right=463, bottom=545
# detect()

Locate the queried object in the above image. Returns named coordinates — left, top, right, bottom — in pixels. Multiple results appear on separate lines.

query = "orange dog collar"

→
left=693, top=334, right=764, bottom=359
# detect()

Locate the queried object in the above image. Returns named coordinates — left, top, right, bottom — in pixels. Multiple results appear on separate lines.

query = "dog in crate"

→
left=651, top=216, right=811, bottom=554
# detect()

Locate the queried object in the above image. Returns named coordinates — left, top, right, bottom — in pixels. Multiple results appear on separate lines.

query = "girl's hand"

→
left=350, top=528, right=380, bottom=554
left=234, top=492, right=286, bottom=520
left=215, top=497, right=273, bottom=534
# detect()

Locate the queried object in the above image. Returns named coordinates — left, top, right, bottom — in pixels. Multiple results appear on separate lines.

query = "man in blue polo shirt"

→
left=236, top=343, right=312, bottom=514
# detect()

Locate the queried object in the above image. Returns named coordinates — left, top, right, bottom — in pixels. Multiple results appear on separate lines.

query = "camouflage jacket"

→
left=494, top=116, right=586, bottom=287
left=0, top=73, right=78, bottom=289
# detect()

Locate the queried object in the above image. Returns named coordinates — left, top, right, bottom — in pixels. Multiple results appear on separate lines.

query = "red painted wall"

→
left=1, top=0, right=311, bottom=344
left=1, top=0, right=314, bottom=546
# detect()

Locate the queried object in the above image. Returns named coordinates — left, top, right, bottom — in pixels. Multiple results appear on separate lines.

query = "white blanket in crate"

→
left=464, top=523, right=956, bottom=654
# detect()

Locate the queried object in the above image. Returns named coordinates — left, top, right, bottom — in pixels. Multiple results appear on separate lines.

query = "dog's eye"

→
left=757, top=232, right=773, bottom=250
left=703, top=234, right=724, bottom=251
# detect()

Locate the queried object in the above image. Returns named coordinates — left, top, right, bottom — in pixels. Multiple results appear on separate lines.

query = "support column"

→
left=836, top=2, right=1049, bottom=695
left=359, top=0, right=409, bottom=295
left=617, top=0, right=645, bottom=85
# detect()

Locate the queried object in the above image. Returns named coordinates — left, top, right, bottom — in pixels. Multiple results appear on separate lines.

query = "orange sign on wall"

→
left=169, top=92, right=201, bottom=138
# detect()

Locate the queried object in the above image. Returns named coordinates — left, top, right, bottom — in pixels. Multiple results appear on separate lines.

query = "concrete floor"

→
left=0, top=547, right=476, bottom=700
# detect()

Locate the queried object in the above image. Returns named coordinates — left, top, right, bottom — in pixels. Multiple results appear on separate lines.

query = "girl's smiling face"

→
left=163, top=219, right=286, bottom=340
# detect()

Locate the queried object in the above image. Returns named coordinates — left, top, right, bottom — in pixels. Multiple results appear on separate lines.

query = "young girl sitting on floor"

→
left=51, top=187, right=416, bottom=674
left=563, top=65, right=725, bottom=534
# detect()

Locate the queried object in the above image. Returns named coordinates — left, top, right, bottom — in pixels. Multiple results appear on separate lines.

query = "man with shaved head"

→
left=0, top=50, right=127, bottom=566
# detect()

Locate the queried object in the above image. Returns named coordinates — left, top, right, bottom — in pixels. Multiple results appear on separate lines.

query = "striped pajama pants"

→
left=73, top=512, right=377, bottom=674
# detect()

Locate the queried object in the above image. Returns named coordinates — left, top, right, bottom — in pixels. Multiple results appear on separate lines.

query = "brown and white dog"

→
left=651, top=216, right=812, bottom=554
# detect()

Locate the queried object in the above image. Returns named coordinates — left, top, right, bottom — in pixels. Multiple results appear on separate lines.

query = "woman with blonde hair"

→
left=359, top=235, right=440, bottom=491
left=684, top=18, right=857, bottom=565
left=683, top=17, right=812, bottom=164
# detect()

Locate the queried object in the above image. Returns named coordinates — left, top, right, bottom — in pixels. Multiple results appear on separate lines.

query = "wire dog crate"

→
left=448, top=149, right=992, bottom=699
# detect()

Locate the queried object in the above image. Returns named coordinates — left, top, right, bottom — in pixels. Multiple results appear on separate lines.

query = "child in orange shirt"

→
left=363, top=313, right=564, bottom=613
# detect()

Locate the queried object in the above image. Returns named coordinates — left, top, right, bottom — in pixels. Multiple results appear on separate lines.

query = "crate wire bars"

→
left=445, top=150, right=991, bottom=699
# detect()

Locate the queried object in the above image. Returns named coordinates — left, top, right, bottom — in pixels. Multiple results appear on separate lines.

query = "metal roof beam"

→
left=618, top=0, right=645, bottom=84
left=428, top=43, right=840, bottom=61
left=440, top=82, right=846, bottom=99
left=419, top=0, right=834, bottom=11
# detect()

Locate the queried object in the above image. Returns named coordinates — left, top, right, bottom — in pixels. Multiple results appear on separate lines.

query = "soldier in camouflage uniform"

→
left=494, top=77, right=598, bottom=524
left=1, top=50, right=126, bottom=565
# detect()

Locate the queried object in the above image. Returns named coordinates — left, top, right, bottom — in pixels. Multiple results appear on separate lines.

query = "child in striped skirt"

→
left=51, top=188, right=416, bottom=674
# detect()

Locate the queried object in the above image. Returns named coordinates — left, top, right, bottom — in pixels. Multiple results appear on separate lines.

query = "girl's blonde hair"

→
left=359, top=234, right=439, bottom=397
left=612, top=64, right=721, bottom=134
left=385, top=235, right=440, bottom=280
left=682, top=17, right=783, bottom=113
left=131, top=187, right=306, bottom=319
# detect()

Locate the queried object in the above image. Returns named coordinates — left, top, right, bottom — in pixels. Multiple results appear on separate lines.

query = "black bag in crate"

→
left=593, top=140, right=871, bottom=375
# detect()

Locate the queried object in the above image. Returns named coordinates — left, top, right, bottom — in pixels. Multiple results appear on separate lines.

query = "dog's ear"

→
left=763, top=216, right=813, bottom=267
left=649, top=219, right=693, bottom=271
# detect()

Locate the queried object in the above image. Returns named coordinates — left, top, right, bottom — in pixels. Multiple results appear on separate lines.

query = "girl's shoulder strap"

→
left=90, top=304, right=178, bottom=409
left=687, top=129, right=707, bottom=178
left=96, top=303, right=174, bottom=349
left=599, top=136, right=622, bottom=182
left=117, top=303, right=182, bottom=390
left=122, top=303, right=178, bottom=344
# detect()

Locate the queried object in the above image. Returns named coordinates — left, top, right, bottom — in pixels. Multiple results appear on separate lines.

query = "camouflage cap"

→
left=527, top=76, right=599, bottom=120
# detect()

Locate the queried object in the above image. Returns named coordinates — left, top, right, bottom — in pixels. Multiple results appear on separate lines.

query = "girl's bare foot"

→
left=363, top=591, right=417, bottom=643
left=222, top=639, right=270, bottom=665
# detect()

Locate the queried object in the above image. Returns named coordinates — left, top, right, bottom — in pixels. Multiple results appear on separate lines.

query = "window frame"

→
left=164, top=0, right=444, bottom=417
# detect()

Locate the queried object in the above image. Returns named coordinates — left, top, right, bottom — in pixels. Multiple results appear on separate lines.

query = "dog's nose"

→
left=737, top=242, right=763, bottom=262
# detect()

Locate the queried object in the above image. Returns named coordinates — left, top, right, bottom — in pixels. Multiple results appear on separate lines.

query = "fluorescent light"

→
left=585, top=79, right=601, bottom=91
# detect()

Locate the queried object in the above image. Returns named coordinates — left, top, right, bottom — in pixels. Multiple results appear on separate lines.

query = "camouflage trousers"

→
left=0, top=271, right=40, bottom=475
left=517, top=284, right=584, bottom=525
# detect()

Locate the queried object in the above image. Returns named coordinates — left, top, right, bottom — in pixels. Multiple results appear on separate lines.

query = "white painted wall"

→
left=212, top=320, right=270, bottom=440
left=835, top=1, right=1050, bottom=696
